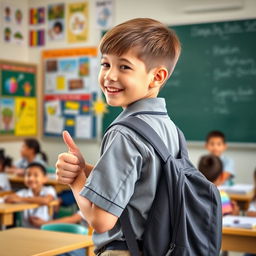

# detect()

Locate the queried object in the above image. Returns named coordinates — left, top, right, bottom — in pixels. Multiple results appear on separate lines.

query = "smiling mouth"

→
left=105, top=87, right=124, bottom=94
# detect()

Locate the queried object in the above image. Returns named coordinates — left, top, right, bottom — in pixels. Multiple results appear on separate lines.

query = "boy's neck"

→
left=31, top=186, right=43, bottom=196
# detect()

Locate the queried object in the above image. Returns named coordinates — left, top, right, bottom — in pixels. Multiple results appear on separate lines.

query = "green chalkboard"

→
left=103, top=18, right=256, bottom=143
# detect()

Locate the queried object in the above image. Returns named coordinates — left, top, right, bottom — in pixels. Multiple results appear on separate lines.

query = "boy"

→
left=198, top=154, right=239, bottom=215
left=56, top=18, right=181, bottom=255
left=5, top=162, right=56, bottom=228
left=205, top=130, right=235, bottom=185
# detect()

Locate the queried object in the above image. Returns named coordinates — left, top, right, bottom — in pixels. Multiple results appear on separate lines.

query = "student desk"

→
left=0, top=200, right=59, bottom=230
left=8, top=174, right=69, bottom=193
left=0, top=227, right=95, bottom=256
left=227, top=190, right=254, bottom=211
left=222, top=227, right=256, bottom=254
left=0, top=202, right=39, bottom=229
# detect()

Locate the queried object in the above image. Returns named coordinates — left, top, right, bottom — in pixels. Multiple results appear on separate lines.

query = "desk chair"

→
left=41, top=223, right=88, bottom=235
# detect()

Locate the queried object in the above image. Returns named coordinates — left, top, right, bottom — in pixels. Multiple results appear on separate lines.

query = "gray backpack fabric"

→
left=110, top=115, right=222, bottom=256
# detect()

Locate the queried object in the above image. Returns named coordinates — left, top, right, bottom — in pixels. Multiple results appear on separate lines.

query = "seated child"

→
left=198, top=154, right=239, bottom=215
left=7, top=138, right=48, bottom=176
left=247, top=168, right=256, bottom=217
left=5, top=162, right=56, bottom=228
left=205, top=130, right=235, bottom=186
left=0, top=149, right=12, bottom=191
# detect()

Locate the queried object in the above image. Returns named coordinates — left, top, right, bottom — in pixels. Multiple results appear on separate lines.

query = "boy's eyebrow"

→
left=118, top=58, right=134, bottom=66
left=101, top=55, right=134, bottom=66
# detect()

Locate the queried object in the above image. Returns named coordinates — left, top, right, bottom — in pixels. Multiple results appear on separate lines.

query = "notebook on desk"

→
left=219, top=184, right=254, bottom=195
left=223, top=215, right=256, bottom=229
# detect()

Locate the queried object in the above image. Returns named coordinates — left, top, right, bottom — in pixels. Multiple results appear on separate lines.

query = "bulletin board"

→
left=0, top=60, right=38, bottom=140
left=42, top=48, right=100, bottom=139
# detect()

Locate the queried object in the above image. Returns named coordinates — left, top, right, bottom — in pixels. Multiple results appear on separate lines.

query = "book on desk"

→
left=223, top=215, right=256, bottom=229
left=219, top=184, right=254, bottom=195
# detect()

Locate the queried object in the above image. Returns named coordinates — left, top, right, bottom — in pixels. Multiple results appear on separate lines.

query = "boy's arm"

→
left=70, top=171, right=118, bottom=233
left=56, top=131, right=118, bottom=233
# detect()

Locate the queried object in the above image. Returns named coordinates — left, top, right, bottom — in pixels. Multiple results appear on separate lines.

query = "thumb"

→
left=63, top=130, right=78, bottom=154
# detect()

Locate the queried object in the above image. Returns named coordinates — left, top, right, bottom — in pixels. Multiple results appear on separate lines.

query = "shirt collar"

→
left=114, top=97, right=167, bottom=122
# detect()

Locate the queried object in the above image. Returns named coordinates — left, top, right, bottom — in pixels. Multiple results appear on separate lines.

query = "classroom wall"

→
left=1, top=0, right=256, bottom=184
left=0, top=0, right=29, bottom=61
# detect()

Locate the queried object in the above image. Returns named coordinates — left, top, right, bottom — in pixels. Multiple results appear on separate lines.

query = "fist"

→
left=56, top=131, right=86, bottom=185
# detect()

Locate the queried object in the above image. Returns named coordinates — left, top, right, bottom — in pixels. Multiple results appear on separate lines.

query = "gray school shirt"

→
left=80, top=97, right=179, bottom=251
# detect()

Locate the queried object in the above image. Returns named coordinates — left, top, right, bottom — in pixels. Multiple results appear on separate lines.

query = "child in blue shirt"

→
left=56, top=18, right=181, bottom=255
left=205, top=130, right=235, bottom=186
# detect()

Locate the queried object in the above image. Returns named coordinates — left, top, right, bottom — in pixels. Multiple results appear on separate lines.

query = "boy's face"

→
left=24, top=166, right=46, bottom=191
left=205, top=137, right=227, bottom=156
left=98, top=50, right=157, bottom=108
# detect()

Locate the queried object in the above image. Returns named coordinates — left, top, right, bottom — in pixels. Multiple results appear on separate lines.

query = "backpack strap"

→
left=106, top=116, right=189, bottom=162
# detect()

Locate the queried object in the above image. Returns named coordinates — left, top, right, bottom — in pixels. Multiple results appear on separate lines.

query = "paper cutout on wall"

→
left=15, top=97, right=37, bottom=136
left=29, top=29, right=45, bottom=46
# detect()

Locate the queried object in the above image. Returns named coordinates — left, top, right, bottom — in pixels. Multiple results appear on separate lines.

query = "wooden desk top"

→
left=223, top=226, right=256, bottom=237
left=0, top=227, right=94, bottom=256
left=8, top=174, right=60, bottom=186
left=228, top=190, right=255, bottom=201
left=0, top=203, right=39, bottom=214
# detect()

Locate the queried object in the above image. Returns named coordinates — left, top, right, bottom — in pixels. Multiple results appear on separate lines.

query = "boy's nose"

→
left=104, top=68, right=118, bottom=82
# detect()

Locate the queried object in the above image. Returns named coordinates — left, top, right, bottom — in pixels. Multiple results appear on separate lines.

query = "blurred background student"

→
left=7, top=138, right=48, bottom=176
left=4, top=162, right=56, bottom=228
left=205, top=131, right=235, bottom=186
left=247, top=169, right=256, bottom=217
left=0, top=149, right=12, bottom=191
left=198, top=154, right=239, bottom=216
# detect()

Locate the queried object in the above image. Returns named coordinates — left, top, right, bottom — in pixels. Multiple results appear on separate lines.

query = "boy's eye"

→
left=101, top=62, right=110, bottom=68
left=120, top=65, right=131, bottom=70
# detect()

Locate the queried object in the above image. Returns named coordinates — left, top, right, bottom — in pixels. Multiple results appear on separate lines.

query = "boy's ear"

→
left=149, top=66, right=169, bottom=88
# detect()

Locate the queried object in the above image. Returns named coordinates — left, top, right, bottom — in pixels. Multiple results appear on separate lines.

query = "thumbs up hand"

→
left=56, top=131, right=86, bottom=185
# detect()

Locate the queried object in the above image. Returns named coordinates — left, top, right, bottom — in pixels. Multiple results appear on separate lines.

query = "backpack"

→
left=109, top=114, right=222, bottom=256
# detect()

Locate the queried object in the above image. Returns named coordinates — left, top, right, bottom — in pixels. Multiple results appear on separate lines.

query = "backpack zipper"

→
left=165, top=243, right=176, bottom=256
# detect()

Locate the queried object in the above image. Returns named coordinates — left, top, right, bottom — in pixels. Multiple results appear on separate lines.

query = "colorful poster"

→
left=15, top=97, right=37, bottom=136
left=47, top=3, right=65, bottom=41
left=1, top=2, right=25, bottom=45
left=67, top=2, right=88, bottom=43
left=29, top=7, right=45, bottom=47
left=42, top=48, right=99, bottom=139
left=0, top=98, right=15, bottom=134
left=95, top=0, right=114, bottom=30
left=0, top=64, right=36, bottom=97
left=29, top=7, right=45, bottom=25
left=0, top=61, right=37, bottom=139
left=29, top=29, right=45, bottom=46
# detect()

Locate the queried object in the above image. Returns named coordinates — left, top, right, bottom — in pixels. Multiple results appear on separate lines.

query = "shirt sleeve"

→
left=16, top=189, right=27, bottom=197
left=80, top=129, right=144, bottom=217
left=248, top=201, right=256, bottom=212
left=222, top=156, right=235, bottom=176
left=43, top=186, right=57, bottom=199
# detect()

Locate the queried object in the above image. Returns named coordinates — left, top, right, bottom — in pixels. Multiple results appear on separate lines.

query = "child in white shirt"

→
left=0, top=149, right=12, bottom=191
left=5, top=162, right=56, bottom=228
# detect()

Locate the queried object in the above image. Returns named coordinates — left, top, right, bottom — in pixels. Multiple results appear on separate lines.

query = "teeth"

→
left=107, top=87, right=121, bottom=92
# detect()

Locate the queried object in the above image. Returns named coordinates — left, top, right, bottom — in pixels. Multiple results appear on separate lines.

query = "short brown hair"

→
left=206, top=130, right=226, bottom=143
left=198, top=155, right=223, bottom=183
left=99, top=18, right=181, bottom=78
